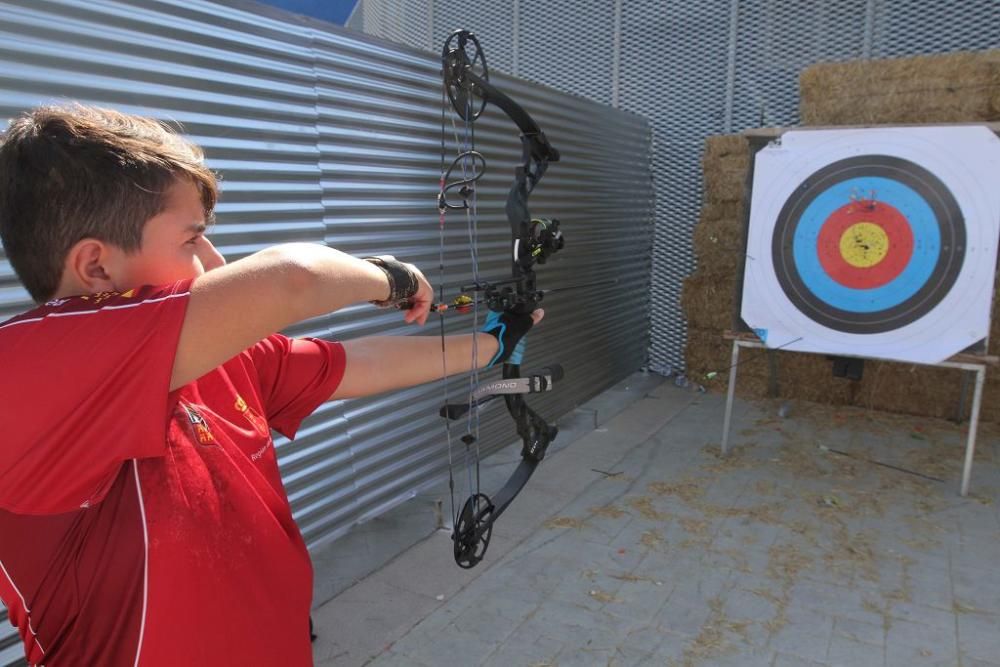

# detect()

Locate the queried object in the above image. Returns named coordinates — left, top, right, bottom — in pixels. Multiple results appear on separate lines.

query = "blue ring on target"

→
left=792, top=176, right=939, bottom=312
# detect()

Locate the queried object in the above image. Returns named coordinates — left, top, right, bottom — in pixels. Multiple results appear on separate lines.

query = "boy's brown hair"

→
left=0, top=104, right=218, bottom=302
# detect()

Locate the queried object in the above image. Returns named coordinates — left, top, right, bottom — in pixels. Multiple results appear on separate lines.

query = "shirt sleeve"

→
left=245, top=334, right=346, bottom=440
left=0, top=280, right=192, bottom=513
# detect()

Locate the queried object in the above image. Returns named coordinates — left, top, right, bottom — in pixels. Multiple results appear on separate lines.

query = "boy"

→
left=0, top=105, right=539, bottom=665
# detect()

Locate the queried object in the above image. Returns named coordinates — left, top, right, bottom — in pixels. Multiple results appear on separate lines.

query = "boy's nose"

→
left=200, top=239, right=227, bottom=271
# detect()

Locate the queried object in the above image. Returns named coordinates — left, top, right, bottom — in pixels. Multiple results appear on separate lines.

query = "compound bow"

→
left=436, top=29, right=565, bottom=568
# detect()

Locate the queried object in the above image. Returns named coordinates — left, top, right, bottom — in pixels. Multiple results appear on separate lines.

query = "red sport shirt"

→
left=0, top=279, right=346, bottom=665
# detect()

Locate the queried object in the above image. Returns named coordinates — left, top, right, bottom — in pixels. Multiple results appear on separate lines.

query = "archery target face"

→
left=741, top=127, right=1000, bottom=364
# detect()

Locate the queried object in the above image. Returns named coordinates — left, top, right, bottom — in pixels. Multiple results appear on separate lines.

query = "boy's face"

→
left=113, top=178, right=225, bottom=289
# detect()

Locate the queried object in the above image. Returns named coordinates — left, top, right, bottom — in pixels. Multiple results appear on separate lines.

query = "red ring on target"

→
left=816, top=200, right=914, bottom=289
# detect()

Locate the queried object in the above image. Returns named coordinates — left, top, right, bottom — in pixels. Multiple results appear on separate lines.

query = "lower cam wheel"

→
left=452, top=493, right=494, bottom=568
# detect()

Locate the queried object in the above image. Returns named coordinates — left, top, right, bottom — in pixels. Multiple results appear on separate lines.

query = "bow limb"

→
left=462, top=71, right=560, bottom=164
left=450, top=363, right=561, bottom=568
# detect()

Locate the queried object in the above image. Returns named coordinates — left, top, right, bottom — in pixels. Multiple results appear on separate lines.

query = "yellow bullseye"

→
left=839, top=222, right=889, bottom=268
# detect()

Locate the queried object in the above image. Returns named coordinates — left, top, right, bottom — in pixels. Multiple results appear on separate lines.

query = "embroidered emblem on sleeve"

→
left=234, top=395, right=269, bottom=437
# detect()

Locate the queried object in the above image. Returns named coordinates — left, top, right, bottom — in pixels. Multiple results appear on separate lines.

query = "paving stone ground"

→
left=311, top=382, right=1000, bottom=667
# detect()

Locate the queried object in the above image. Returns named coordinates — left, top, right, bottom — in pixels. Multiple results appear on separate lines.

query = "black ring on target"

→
left=772, top=155, right=965, bottom=334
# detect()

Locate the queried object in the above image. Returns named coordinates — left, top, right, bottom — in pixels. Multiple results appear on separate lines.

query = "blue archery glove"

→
left=482, top=309, right=535, bottom=367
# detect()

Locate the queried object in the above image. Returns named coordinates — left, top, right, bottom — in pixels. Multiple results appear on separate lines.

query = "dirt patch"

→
left=543, top=516, right=586, bottom=530
left=609, top=572, right=664, bottom=586
left=628, top=496, right=672, bottom=521
left=640, top=529, right=666, bottom=550
left=677, top=595, right=751, bottom=667
left=649, top=479, right=706, bottom=502
left=823, top=523, right=878, bottom=582
left=591, top=504, right=627, bottom=519
left=680, top=517, right=710, bottom=535
left=767, top=543, right=813, bottom=585
left=588, top=588, right=619, bottom=604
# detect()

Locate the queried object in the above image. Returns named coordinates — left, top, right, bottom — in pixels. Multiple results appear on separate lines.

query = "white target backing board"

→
left=741, top=126, right=1000, bottom=364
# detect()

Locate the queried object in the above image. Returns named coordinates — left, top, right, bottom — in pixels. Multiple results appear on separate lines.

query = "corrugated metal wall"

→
left=0, top=0, right=653, bottom=661
left=350, top=0, right=1000, bottom=375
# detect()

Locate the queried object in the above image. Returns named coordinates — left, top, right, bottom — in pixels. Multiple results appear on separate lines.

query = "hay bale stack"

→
left=683, top=135, right=752, bottom=378
left=800, top=49, right=1000, bottom=126
left=696, top=135, right=749, bottom=277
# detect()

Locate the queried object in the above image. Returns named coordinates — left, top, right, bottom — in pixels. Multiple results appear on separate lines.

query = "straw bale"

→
left=851, top=361, right=964, bottom=419
left=703, top=135, right=751, bottom=203
left=702, top=199, right=744, bottom=223
left=692, top=215, right=745, bottom=275
left=769, top=352, right=856, bottom=405
left=982, top=379, right=1000, bottom=423
left=707, top=354, right=1000, bottom=421
left=703, top=134, right=750, bottom=165
left=703, top=165, right=748, bottom=204
left=696, top=134, right=751, bottom=274
left=691, top=345, right=972, bottom=416
left=800, top=49, right=1000, bottom=125
left=707, top=349, right=854, bottom=404
left=736, top=362, right=771, bottom=398
left=685, top=326, right=732, bottom=381
left=681, top=272, right=737, bottom=331
left=684, top=328, right=778, bottom=398
left=741, top=353, right=966, bottom=417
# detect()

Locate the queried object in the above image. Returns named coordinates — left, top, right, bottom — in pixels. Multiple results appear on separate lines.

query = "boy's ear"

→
left=62, top=238, right=116, bottom=294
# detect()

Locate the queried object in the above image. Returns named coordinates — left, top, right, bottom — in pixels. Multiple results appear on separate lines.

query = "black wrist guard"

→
left=363, top=256, right=419, bottom=307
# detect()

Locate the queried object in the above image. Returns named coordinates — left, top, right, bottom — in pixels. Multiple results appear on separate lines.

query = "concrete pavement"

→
left=310, top=377, right=1000, bottom=667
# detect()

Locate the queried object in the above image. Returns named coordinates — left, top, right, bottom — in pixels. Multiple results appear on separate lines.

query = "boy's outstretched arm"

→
left=331, top=308, right=544, bottom=399
left=333, top=334, right=497, bottom=399
left=171, top=243, right=431, bottom=391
